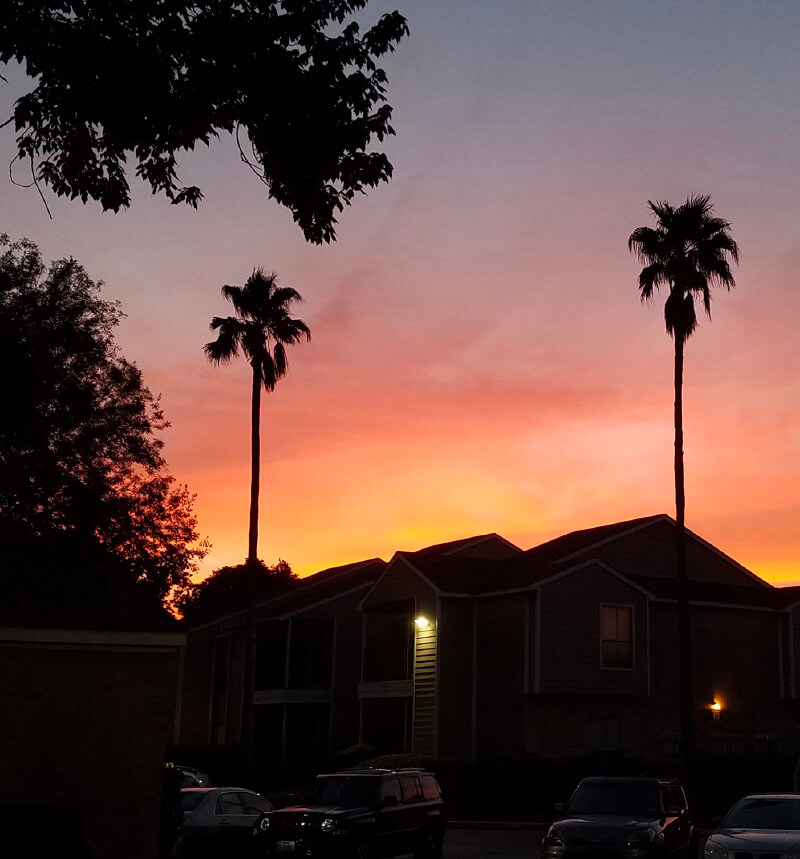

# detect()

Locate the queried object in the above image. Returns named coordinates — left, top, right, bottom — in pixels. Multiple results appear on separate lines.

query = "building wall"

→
left=1, top=628, right=183, bottom=859
left=536, top=565, right=649, bottom=696
left=521, top=599, right=796, bottom=764
left=437, top=598, right=474, bottom=762
left=587, top=520, right=767, bottom=588
left=473, top=593, right=527, bottom=760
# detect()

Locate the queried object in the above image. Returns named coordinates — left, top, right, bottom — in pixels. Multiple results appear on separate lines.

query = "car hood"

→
left=711, top=829, right=800, bottom=851
left=555, top=816, right=658, bottom=841
left=272, top=805, right=372, bottom=819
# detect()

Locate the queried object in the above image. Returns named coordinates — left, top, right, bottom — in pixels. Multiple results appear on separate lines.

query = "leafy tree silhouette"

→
left=176, top=559, right=297, bottom=622
left=1, top=1, right=409, bottom=243
left=0, top=234, right=208, bottom=609
left=629, top=195, right=739, bottom=784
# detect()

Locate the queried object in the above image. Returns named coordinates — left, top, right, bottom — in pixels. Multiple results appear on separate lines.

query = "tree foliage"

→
left=1, top=0, right=409, bottom=244
left=176, top=558, right=297, bottom=620
left=0, top=234, right=208, bottom=605
left=628, top=194, right=740, bottom=343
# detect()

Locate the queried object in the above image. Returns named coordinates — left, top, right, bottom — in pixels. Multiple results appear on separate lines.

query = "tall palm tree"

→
left=204, top=268, right=311, bottom=563
left=629, top=194, right=739, bottom=784
left=204, top=267, right=310, bottom=776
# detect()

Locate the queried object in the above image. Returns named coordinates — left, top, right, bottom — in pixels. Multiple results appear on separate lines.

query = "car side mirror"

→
left=381, top=796, right=398, bottom=808
left=554, top=802, right=565, bottom=814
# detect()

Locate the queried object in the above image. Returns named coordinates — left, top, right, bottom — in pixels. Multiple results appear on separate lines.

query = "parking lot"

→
left=442, top=825, right=544, bottom=859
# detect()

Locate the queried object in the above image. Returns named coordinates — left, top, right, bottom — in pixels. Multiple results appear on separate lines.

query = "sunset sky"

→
left=2, top=1, right=800, bottom=584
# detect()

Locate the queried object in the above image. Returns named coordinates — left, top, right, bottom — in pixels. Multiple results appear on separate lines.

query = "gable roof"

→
left=189, top=557, right=387, bottom=630
left=374, top=515, right=775, bottom=604
left=358, top=533, right=522, bottom=608
left=408, top=532, right=521, bottom=558
left=267, top=558, right=387, bottom=617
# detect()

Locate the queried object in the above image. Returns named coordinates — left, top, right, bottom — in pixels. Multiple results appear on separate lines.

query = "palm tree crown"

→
left=628, top=194, right=739, bottom=342
left=204, top=268, right=311, bottom=388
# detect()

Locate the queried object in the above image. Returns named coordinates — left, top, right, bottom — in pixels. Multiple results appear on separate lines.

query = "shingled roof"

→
left=394, top=515, right=785, bottom=607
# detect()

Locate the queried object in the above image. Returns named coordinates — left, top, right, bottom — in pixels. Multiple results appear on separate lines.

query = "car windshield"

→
left=305, top=776, right=379, bottom=809
left=723, top=798, right=800, bottom=829
left=567, top=783, right=661, bottom=817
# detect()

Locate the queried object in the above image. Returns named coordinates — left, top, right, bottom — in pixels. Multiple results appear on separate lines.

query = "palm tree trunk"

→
left=674, top=336, right=694, bottom=788
left=241, top=364, right=261, bottom=784
left=248, top=364, right=261, bottom=564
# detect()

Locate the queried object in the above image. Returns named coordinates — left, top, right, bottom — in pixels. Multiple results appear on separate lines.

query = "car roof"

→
left=737, top=793, right=800, bottom=800
left=579, top=777, right=680, bottom=785
left=180, top=786, right=257, bottom=793
left=318, top=768, right=435, bottom=778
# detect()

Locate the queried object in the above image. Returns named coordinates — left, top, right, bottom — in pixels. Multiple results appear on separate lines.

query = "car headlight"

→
left=704, top=839, right=728, bottom=859
left=259, top=816, right=271, bottom=832
left=543, top=826, right=564, bottom=849
left=626, top=830, right=655, bottom=847
left=321, top=817, right=336, bottom=834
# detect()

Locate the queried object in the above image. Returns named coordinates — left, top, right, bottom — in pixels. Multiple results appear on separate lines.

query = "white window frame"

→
left=599, top=603, right=635, bottom=671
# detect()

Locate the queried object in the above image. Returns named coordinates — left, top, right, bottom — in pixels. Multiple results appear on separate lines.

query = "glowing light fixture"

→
left=414, top=615, right=430, bottom=629
left=709, top=700, right=722, bottom=721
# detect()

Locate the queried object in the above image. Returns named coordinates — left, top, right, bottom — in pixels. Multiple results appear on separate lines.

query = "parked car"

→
left=704, top=793, right=800, bottom=859
left=252, top=767, right=445, bottom=858
left=174, top=786, right=273, bottom=857
left=543, top=776, right=693, bottom=859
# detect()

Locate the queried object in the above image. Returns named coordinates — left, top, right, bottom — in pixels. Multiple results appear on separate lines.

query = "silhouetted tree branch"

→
left=1, top=1, right=409, bottom=244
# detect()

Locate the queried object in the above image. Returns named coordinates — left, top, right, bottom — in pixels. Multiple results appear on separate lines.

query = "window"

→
left=362, top=600, right=414, bottom=682
left=255, top=620, right=288, bottom=690
left=401, top=775, right=423, bottom=803
left=288, top=618, right=334, bottom=688
left=215, top=792, right=245, bottom=814
left=239, top=792, right=271, bottom=814
left=381, top=778, right=403, bottom=805
left=210, top=636, right=230, bottom=744
left=601, top=605, right=633, bottom=669
left=420, top=776, right=441, bottom=801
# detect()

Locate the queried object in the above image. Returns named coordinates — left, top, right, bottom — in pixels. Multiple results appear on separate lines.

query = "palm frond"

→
left=638, top=263, right=667, bottom=301
left=630, top=193, right=738, bottom=338
left=203, top=316, right=244, bottom=364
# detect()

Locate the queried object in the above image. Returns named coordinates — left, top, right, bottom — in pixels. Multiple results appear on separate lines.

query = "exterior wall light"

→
left=414, top=616, right=430, bottom=629
left=709, top=700, right=722, bottom=721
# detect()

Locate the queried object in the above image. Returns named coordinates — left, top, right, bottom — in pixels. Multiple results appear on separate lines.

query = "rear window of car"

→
left=401, top=776, right=423, bottom=803
left=239, top=792, right=271, bottom=814
left=180, top=792, right=208, bottom=813
left=420, top=776, right=441, bottom=801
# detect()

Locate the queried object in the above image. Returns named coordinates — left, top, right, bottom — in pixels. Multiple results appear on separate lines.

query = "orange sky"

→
left=2, top=1, right=800, bottom=584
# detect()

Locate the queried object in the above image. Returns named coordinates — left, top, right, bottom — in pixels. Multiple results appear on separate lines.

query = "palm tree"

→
left=204, top=268, right=311, bottom=563
left=204, top=267, right=310, bottom=776
left=629, top=194, right=739, bottom=783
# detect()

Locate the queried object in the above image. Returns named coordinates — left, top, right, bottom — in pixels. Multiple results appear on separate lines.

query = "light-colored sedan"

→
left=174, top=786, right=273, bottom=856
left=704, top=794, right=800, bottom=859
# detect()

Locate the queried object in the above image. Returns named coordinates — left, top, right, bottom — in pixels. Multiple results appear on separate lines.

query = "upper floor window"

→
left=363, top=599, right=414, bottom=682
left=600, top=604, right=633, bottom=669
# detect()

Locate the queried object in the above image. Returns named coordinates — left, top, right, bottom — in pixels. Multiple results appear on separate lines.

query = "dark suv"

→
left=543, top=777, right=692, bottom=859
left=253, top=768, right=445, bottom=858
